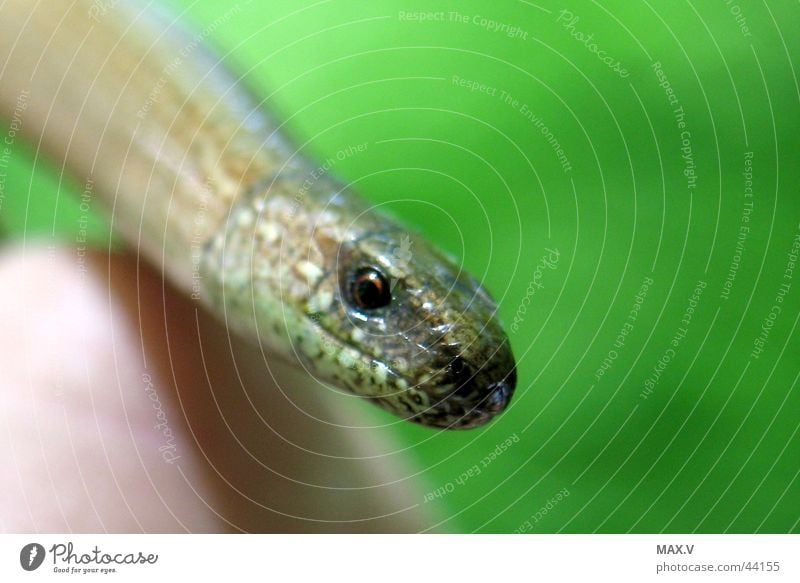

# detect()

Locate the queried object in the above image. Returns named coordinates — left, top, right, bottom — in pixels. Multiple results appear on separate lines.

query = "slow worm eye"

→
left=350, top=267, right=392, bottom=310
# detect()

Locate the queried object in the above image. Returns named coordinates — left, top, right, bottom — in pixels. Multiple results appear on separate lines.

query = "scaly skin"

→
left=0, top=0, right=516, bottom=428
left=203, top=167, right=517, bottom=428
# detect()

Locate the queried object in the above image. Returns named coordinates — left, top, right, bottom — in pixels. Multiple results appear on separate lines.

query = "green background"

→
left=1, top=0, right=798, bottom=533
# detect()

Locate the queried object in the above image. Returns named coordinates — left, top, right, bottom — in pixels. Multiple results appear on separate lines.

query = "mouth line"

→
left=307, top=321, right=423, bottom=398
left=306, top=312, right=514, bottom=428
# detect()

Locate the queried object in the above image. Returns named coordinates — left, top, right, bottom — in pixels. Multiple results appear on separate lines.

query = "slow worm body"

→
left=0, top=0, right=516, bottom=428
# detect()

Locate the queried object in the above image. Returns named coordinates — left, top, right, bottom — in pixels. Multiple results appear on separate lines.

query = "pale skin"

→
left=0, top=245, right=431, bottom=533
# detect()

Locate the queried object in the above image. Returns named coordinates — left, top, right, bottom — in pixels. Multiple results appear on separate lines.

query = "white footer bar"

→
left=1, top=534, right=797, bottom=582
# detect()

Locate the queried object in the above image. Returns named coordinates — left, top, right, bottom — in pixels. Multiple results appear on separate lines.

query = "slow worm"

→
left=0, top=0, right=516, bottom=428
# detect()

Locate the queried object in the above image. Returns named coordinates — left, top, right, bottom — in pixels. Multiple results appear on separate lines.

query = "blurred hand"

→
left=0, top=244, right=430, bottom=533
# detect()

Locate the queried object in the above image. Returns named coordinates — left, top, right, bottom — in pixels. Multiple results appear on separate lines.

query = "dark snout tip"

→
left=485, top=367, right=516, bottom=414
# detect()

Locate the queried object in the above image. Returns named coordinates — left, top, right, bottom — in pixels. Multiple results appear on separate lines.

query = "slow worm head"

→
left=0, top=0, right=516, bottom=428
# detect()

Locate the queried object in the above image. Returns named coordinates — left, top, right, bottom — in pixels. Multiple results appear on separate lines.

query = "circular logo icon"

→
left=20, top=543, right=46, bottom=571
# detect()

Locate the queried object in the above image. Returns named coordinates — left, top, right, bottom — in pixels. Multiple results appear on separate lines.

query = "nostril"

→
left=448, top=357, right=473, bottom=395
left=449, top=356, right=467, bottom=376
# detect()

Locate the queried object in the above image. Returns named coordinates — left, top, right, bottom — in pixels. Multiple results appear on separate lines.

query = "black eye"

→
left=350, top=267, right=392, bottom=310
